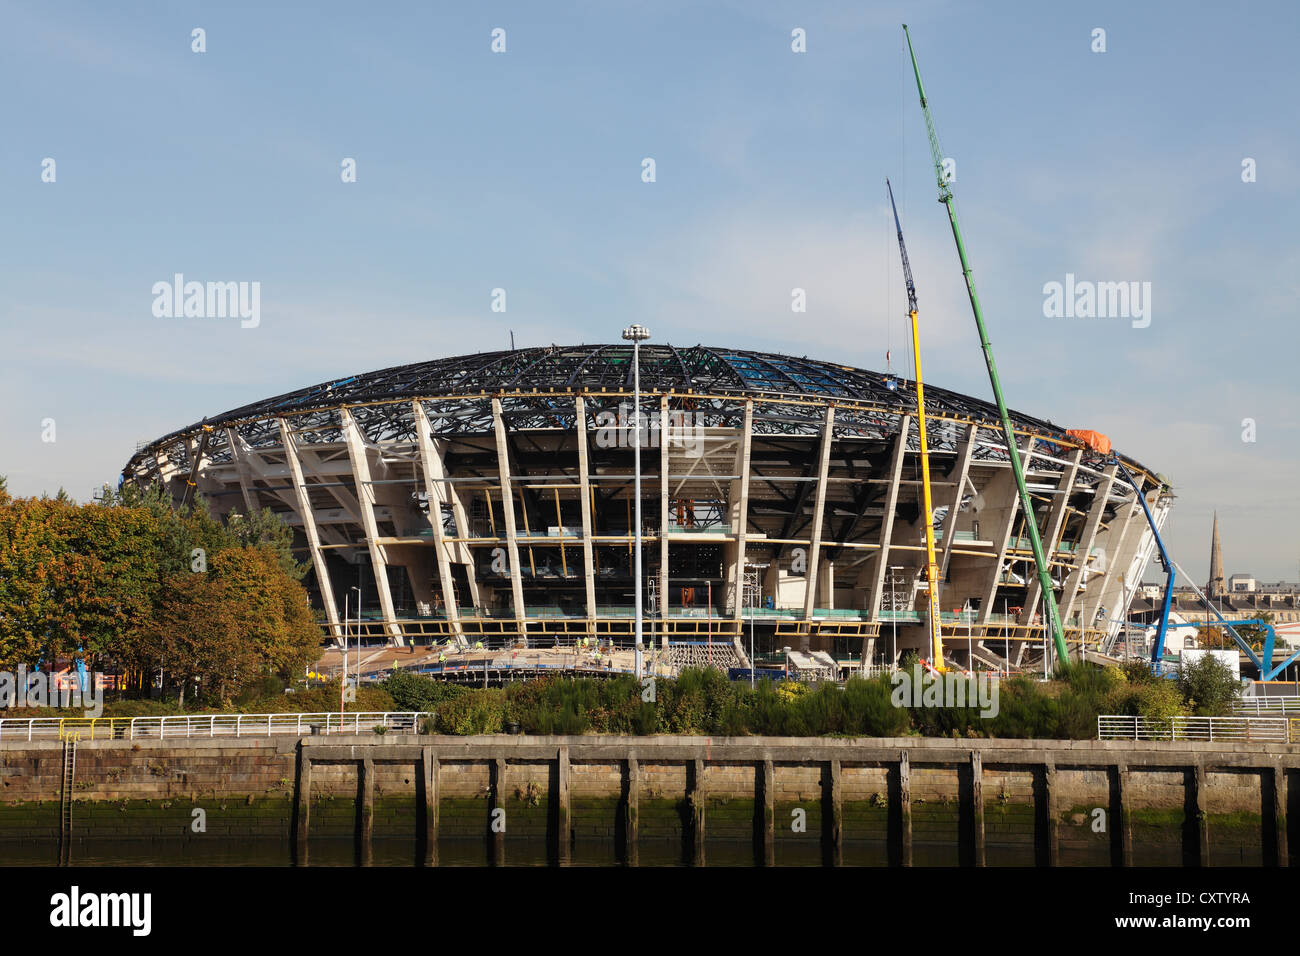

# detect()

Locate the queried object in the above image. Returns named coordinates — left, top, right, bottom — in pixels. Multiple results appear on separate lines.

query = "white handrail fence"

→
left=1097, top=714, right=1293, bottom=743
left=0, top=712, right=422, bottom=742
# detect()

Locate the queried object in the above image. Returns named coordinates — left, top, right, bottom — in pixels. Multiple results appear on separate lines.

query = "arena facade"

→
left=123, top=344, right=1171, bottom=671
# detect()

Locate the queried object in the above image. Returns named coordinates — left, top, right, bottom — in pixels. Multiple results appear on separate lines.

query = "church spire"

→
left=1208, top=512, right=1226, bottom=599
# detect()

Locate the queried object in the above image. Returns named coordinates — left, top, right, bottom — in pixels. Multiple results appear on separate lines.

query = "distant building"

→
left=1208, top=512, right=1226, bottom=599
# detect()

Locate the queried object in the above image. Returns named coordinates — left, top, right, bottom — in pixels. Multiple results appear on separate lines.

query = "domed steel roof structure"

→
left=130, top=344, right=1079, bottom=459
left=123, top=344, right=1169, bottom=673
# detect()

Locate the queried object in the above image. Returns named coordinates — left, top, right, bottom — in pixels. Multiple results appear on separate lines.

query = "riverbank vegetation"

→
left=0, top=479, right=321, bottom=706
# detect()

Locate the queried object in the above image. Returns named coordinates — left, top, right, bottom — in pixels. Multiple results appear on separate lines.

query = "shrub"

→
left=1176, top=654, right=1241, bottom=717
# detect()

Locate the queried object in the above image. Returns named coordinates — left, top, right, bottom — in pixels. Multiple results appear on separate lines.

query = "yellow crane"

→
left=886, top=180, right=945, bottom=670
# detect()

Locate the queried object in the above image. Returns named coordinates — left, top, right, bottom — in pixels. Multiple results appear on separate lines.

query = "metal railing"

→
left=0, top=712, right=421, bottom=742
left=1097, top=714, right=1293, bottom=743
left=1234, top=697, right=1300, bottom=716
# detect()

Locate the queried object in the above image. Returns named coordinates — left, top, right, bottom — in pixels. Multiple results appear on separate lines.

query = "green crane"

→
left=902, top=24, right=1069, bottom=668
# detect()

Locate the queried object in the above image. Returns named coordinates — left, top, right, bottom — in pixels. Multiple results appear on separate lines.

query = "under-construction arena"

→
left=122, top=345, right=1172, bottom=677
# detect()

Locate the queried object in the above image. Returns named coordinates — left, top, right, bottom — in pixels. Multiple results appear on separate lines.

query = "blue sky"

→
left=2, top=0, right=1297, bottom=583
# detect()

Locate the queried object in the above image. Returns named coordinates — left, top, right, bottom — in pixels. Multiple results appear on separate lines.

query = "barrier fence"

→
left=1234, top=696, right=1300, bottom=716
left=1097, top=714, right=1294, bottom=743
left=0, top=712, right=423, bottom=742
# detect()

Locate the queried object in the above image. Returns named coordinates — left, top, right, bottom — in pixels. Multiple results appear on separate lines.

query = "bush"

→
left=1177, top=654, right=1241, bottom=717
left=383, top=670, right=467, bottom=711
left=433, top=688, right=505, bottom=734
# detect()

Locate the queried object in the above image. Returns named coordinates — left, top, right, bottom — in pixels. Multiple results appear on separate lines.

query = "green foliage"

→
left=1176, top=654, right=1241, bottom=717
left=1119, top=660, right=1159, bottom=686
left=382, top=670, right=468, bottom=711
left=0, top=485, right=324, bottom=705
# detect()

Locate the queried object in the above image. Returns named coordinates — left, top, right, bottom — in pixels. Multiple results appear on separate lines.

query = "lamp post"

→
left=965, top=599, right=972, bottom=674
left=623, top=325, right=651, bottom=680
left=889, top=565, right=903, bottom=672
left=783, top=645, right=792, bottom=680
left=350, top=586, right=361, bottom=701
left=341, top=593, right=349, bottom=716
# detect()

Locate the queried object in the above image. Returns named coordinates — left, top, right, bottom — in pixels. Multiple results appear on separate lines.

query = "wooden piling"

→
left=827, top=758, right=843, bottom=867
left=294, top=746, right=311, bottom=864
left=1043, top=759, right=1059, bottom=867
left=1115, top=762, right=1133, bottom=867
left=421, top=746, right=438, bottom=867
left=625, top=754, right=639, bottom=866
left=1192, top=760, right=1209, bottom=866
left=691, top=757, right=706, bottom=866
left=492, top=757, right=506, bottom=866
left=899, top=751, right=912, bottom=867
left=1272, top=760, right=1288, bottom=868
left=360, top=757, right=374, bottom=867
left=970, top=750, right=985, bottom=867
left=556, top=746, right=571, bottom=865
left=762, top=759, right=775, bottom=866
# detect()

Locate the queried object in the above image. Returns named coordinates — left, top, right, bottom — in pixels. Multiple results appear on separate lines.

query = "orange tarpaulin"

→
left=1067, top=429, right=1111, bottom=455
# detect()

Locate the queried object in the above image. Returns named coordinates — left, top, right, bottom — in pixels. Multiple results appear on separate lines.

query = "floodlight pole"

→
left=890, top=565, right=903, bottom=672
left=351, top=586, right=361, bottom=699
left=623, top=325, right=651, bottom=679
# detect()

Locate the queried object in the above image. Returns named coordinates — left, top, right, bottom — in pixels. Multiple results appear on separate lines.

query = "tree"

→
left=1177, top=653, right=1241, bottom=717
left=132, top=571, right=256, bottom=706
left=209, top=547, right=321, bottom=678
left=225, top=507, right=309, bottom=580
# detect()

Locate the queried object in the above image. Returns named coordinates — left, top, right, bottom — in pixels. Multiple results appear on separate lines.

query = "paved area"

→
left=316, top=641, right=674, bottom=682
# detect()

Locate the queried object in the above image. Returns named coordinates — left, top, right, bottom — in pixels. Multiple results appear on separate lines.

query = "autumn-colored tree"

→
left=209, top=547, right=321, bottom=678
left=0, top=479, right=324, bottom=703
left=131, top=571, right=258, bottom=706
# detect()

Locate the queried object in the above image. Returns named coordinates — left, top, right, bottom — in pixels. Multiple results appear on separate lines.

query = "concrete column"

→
left=1020, top=450, right=1081, bottom=625
left=762, top=759, right=775, bottom=866
left=414, top=403, right=463, bottom=642
left=827, top=758, right=843, bottom=867
left=491, top=398, right=527, bottom=630
left=691, top=758, right=706, bottom=867
left=279, top=419, right=342, bottom=638
left=728, top=401, right=754, bottom=620
left=575, top=398, right=598, bottom=631
left=447, top=482, right=482, bottom=608
left=937, top=425, right=978, bottom=580
left=556, top=746, right=571, bottom=865
left=421, top=746, right=439, bottom=867
left=223, top=427, right=260, bottom=515
left=970, top=750, right=986, bottom=867
left=866, top=416, right=912, bottom=626
left=1058, top=463, right=1118, bottom=626
left=898, top=750, right=912, bottom=867
left=801, top=407, right=837, bottom=644
left=340, top=408, right=403, bottom=642
left=1079, top=477, right=1144, bottom=640
left=625, top=754, right=640, bottom=866
left=978, top=433, right=1035, bottom=624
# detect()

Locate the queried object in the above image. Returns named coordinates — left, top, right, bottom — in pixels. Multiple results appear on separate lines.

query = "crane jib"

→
left=901, top=24, right=1070, bottom=668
